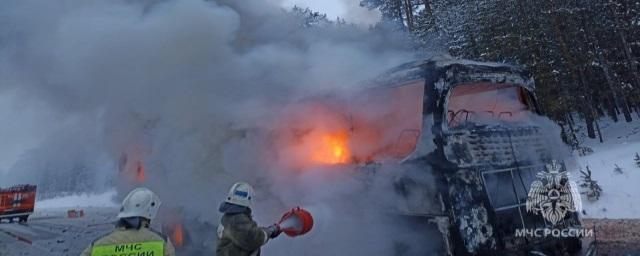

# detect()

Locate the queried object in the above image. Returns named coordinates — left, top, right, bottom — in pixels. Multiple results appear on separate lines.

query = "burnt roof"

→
left=372, top=55, right=535, bottom=91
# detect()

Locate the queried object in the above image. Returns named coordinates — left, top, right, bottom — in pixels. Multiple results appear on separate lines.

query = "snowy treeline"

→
left=359, top=0, right=640, bottom=143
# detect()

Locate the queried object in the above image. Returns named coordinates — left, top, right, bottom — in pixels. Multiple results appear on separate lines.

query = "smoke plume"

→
left=0, top=0, right=434, bottom=255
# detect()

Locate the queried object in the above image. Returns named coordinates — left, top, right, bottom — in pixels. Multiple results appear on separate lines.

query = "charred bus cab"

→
left=370, top=57, right=583, bottom=255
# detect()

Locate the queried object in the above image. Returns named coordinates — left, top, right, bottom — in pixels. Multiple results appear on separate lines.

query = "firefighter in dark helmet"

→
left=216, top=182, right=281, bottom=256
left=82, top=187, right=175, bottom=256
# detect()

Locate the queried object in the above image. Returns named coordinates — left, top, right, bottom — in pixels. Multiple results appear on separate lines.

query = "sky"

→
left=281, top=0, right=381, bottom=26
left=282, top=0, right=343, bottom=19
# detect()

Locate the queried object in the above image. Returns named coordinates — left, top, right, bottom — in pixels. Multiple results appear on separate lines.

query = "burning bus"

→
left=275, top=56, right=584, bottom=255
left=113, top=56, right=584, bottom=255
left=376, top=57, right=583, bottom=255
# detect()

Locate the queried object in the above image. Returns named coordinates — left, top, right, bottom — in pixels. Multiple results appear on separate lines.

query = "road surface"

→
left=582, top=218, right=640, bottom=256
left=0, top=207, right=216, bottom=256
left=0, top=207, right=116, bottom=256
left=2, top=208, right=639, bottom=255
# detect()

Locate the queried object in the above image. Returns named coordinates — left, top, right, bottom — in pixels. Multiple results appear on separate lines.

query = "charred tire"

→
left=448, top=169, right=497, bottom=255
left=543, top=237, right=582, bottom=256
left=448, top=181, right=475, bottom=256
left=564, top=237, right=582, bottom=255
left=18, top=216, right=28, bottom=223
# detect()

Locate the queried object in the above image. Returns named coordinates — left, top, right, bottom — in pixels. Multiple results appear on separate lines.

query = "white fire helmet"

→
left=117, top=187, right=162, bottom=220
left=225, top=182, right=254, bottom=208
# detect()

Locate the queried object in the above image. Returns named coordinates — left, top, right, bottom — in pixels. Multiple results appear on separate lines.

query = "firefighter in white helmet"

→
left=216, top=182, right=281, bottom=256
left=82, top=187, right=175, bottom=256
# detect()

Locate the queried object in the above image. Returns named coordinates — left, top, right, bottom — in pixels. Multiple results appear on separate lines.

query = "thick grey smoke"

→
left=0, top=0, right=431, bottom=255
left=0, top=90, right=65, bottom=175
left=339, top=0, right=382, bottom=26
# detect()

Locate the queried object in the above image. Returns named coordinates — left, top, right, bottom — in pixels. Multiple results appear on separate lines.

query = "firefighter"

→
left=81, top=187, right=175, bottom=256
left=216, top=182, right=281, bottom=256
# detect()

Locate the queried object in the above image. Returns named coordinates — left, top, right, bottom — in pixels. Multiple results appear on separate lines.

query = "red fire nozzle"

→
left=278, top=207, right=313, bottom=237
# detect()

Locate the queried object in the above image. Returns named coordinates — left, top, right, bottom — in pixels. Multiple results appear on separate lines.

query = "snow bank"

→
left=35, top=189, right=117, bottom=210
left=576, top=118, right=640, bottom=219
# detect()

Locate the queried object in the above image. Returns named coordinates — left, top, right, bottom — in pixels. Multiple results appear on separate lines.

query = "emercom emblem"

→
left=525, top=161, right=581, bottom=226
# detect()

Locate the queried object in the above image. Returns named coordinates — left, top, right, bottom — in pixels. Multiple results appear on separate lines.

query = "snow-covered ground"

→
left=576, top=118, right=640, bottom=219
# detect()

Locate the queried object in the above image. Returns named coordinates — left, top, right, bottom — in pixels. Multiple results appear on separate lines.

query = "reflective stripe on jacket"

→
left=81, top=226, right=175, bottom=256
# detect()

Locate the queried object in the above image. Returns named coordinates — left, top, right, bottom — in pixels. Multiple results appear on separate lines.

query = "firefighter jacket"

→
left=81, top=225, right=175, bottom=256
left=216, top=202, right=270, bottom=256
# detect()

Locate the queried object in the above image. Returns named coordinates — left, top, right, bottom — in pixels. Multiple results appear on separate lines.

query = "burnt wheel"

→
left=19, top=216, right=28, bottom=223
left=564, top=237, right=582, bottom=255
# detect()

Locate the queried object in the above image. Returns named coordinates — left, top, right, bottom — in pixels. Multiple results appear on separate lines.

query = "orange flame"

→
left=274, top=81, right=425, bottom=168
left=135, top=161, right=145, bottom=183
left=310, top=131, right=350, bottom=164
left=172, top=223, right=184, bottom=247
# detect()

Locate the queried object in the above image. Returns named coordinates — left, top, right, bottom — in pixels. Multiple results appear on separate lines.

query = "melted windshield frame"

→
left=443, top=83, right=537, bottom=130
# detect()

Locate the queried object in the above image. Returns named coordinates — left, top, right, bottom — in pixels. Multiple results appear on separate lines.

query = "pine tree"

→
left=634, top=153, right=640, bottom=168
left=614, top=164, right=623, bottom=174
left=360, top=0, right=409, bottom=30
left=290, top=6, right=332, bottom=28
left=362, top=0, right=640, bottom=126
left=579, top=166, right=602, bottom=201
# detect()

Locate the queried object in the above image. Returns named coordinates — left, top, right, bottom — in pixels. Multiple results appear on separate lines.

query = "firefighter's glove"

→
left=267, top=224, right=282, bottom=239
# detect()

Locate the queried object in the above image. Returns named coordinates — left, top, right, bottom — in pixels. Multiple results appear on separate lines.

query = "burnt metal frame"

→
left=433, top=61, right=544, bottom=233
left=376, top=58, right=568, bottom=254
left=480, top=165, right=544, bottom=231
